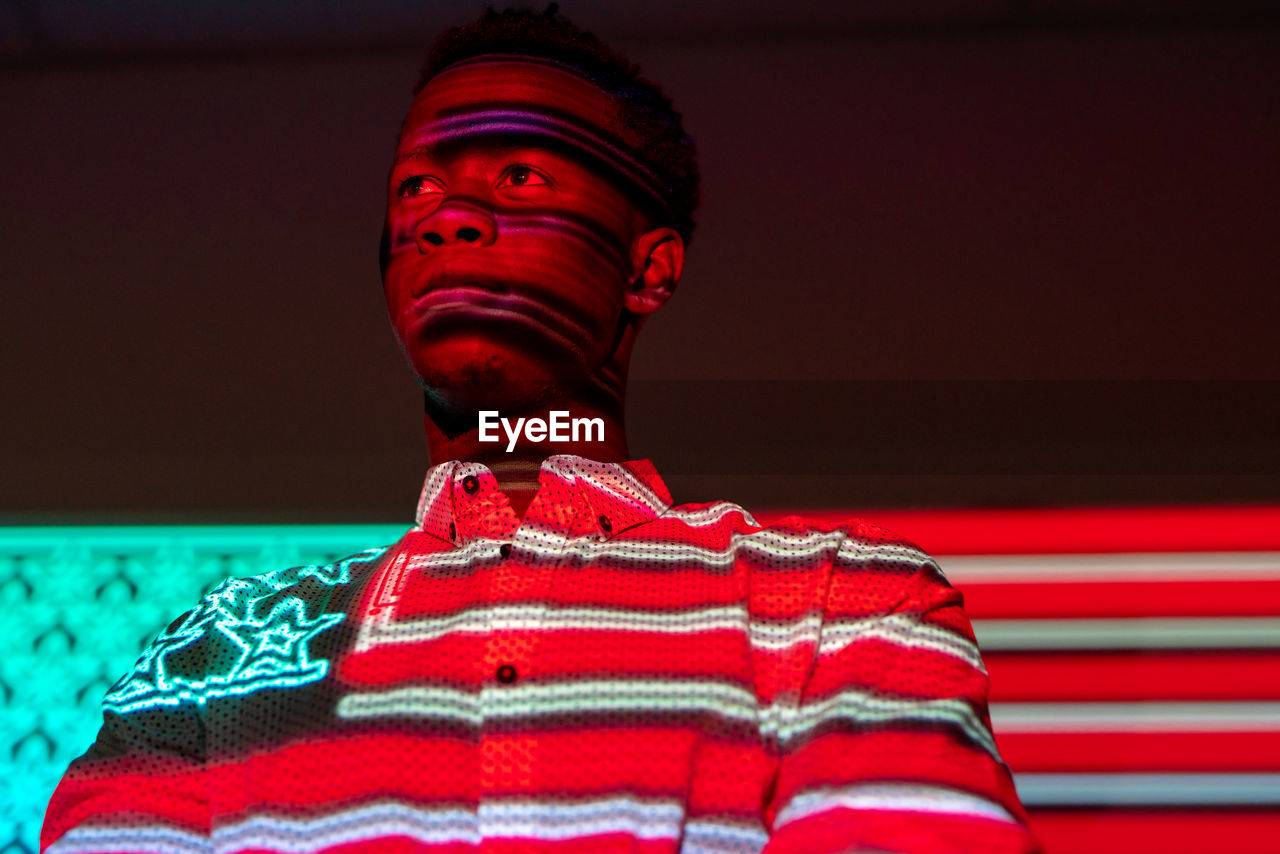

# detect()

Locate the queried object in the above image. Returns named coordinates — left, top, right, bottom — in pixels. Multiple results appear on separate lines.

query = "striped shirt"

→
left=42, top=454, right=1039, bottom=853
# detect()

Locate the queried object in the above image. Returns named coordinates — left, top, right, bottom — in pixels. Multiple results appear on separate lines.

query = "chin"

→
left=409, top=336, right=579, bottom=415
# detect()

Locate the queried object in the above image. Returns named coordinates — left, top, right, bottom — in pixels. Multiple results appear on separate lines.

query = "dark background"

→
left=3, top=1, right=1278, bottom=522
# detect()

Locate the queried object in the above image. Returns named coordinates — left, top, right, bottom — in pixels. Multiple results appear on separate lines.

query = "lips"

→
left=410, top=269, right=510, bottom=299
left=412, top=285, right=513, bottom=315
left=405, top=278, right=591, bottom=354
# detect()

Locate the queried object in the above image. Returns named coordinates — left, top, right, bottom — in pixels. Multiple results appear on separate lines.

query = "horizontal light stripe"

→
left=973, top=616, right=1280, bottom=650
left=663, top=501, right=760, bottom=529
left=775, top=782, right=1018, bottom=829
left=402, top=538, right=499, bottom=571
left=396, top=527, right=918, bottom=574
left=939, top=551, right=1280, bottom=583
left=983, top=650, right=1280, bottom=703
left=337, top=679, right=761, bottom=727
left=621, top=527, right=843, bottom=566
left=479, top=797, right=683, bottom=838
left=991, top=700, right=1280, bottom=732
left=424, top=110, right=670, bottom=207
left=357, top=600, right=982, bottom=671
left=752, top=611, right=822, bottom=650
left=338, top=684, right=481, bottom=723
left=213, top=797, right=688, bottom=852
left=81, top=779, right=1263, bottom=852
left=783, top=690, right=999, bottom=758
left=217, top=802, right=476, bottom=850
left=339, top=675, right=998, bottom=756
left=1014, top=772, right=1280, bottom=806
left=820, top=612, right=985, bottom=671
left=365, top=603, right=750, bottom=647
left=496, top=681, right=759, bottom=722
left=837, top=537, right=936, bottom=573
left=48, top=825, right=209, bottom=854
left=358, top=528, right=936, bottom=653
left=681, top=820, right=770, bottom=854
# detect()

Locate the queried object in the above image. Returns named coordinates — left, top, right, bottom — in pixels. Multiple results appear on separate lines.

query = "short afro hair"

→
left=416, top=3, right=701, bottom=246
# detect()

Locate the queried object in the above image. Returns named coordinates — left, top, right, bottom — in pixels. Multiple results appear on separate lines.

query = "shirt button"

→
left=448, top=523, right=456, bottom=540
left=499, top=544, right=512, bottom=559
left=461, top=475, right=480, bottom=495
left=496, top=664, right=517, bottom=684
left=598, top=514, right=612, bottom=533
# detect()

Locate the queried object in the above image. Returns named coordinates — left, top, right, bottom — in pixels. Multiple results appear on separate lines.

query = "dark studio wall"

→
left=3, top=7, right=1278, bottom=521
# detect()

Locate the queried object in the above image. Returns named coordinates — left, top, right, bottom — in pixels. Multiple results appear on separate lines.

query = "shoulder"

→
left=654, top=502, right=936, bottom=563
left=235, top=543, right=391, bottom=597
left=183, top=542, right=391, bottom=627
left=102, top=545, right=391, bottom=714
left=737, top=511, right=948, bottom=613
left=763, top=513, right=939, bottom=571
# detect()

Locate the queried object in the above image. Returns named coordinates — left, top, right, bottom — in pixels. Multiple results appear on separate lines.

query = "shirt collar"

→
left=414, top=454, right=672, bottom=546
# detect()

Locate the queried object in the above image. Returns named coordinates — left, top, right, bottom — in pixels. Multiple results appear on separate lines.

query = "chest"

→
left=205, top=537, right=782, bottom=852
left=340, top=538, right=761, bottom=719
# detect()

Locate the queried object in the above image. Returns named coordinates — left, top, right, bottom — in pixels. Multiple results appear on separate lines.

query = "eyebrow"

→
left=393, top=137, right=551, bottom=169
left=393, top=144, right=436, bottom=167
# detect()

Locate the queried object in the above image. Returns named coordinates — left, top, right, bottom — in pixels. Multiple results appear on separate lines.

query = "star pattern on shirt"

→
left=102, top=608, right=217, bottom=712
left=217, top=598, right=343, bottom=684
left=202, top=577, right=260, bottom=613
left=103, top=566, right=351, bottom=713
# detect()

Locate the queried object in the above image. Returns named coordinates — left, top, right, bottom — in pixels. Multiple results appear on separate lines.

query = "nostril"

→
left=456, top=227, right=482, bottom=242
left=422, top=232, right=444, bottom=246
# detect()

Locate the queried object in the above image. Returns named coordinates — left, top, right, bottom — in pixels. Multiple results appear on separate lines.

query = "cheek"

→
left=381, top=219, right=426, bottom=313
left=497, top=211, right=628, bottom=298
left=382, top=212, right=421, bottom=283
left=495, top=230, right=623, bottom=356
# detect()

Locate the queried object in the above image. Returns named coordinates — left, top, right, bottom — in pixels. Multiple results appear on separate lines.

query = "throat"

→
left=501, top=479, right=541, bottom=521
left=488, top=460, right=544, bottom=521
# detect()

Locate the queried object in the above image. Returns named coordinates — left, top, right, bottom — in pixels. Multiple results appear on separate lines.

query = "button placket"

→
left=479, top=534, right=545, bottom=697
left=477, top=528, right=564, bottom=809
left=474, top=464, right=601, bottom=815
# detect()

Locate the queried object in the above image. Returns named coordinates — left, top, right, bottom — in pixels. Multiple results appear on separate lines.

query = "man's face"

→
left=382, top=62, right=648, bottom=414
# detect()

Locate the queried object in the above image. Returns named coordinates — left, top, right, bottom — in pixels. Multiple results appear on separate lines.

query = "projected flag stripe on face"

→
left=413, top=110, right=671, bottom=214
left=416, top=54, right=678, bottom=216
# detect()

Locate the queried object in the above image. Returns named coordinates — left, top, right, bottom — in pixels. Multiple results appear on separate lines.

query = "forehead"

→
left=400, top=55, right=636, bottom=147
left=395, top=56, right=666, bottom=210
left=389, top=138, right=593, bottom=181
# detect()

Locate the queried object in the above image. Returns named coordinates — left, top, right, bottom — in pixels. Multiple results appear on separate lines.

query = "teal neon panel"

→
left=0, top=525, right=404, bottom=851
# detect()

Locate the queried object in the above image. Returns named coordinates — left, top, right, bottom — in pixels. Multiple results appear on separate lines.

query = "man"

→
left=43, top=6, right=1039, bottom=852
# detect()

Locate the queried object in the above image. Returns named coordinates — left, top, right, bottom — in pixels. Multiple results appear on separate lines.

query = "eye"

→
left=397, top=175, right=444, bottom=200
left=497, top=164, right=551, bottom=189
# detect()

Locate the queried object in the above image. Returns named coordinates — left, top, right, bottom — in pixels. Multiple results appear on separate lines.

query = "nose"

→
left=415, top=201, right=497, bottom=253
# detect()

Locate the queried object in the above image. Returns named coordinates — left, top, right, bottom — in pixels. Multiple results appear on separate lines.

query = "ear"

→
left=625, top=227, right=684, bottom=315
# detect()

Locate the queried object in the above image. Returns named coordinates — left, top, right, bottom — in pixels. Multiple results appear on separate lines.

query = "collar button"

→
left=461, top=475, right=480, bottom=495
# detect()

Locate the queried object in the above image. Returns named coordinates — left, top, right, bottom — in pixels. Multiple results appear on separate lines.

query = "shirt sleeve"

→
left=41, top=599, right=216, bottom=853
left=762, top=528, right=1041, bottom=854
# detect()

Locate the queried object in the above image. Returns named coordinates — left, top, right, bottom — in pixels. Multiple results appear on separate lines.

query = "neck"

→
left=423, top=388, right=631, bottom=519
